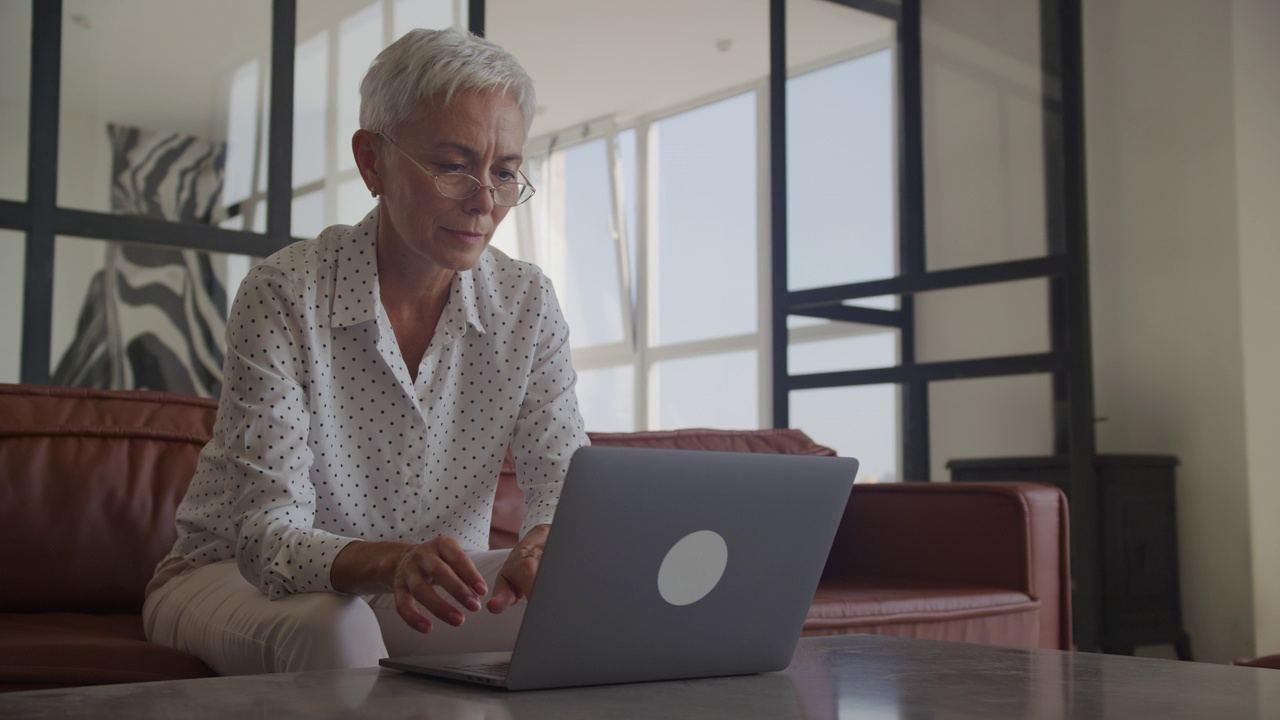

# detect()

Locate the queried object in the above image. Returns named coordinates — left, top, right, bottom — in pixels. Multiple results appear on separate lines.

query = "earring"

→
left=370, top=188, right=378, bottom=198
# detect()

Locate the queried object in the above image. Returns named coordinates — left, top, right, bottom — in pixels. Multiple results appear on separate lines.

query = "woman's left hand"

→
left=487, top=524, right=550, bottom=613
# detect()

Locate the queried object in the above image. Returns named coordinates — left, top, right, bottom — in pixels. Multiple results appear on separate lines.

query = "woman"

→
left=143, top=28, right=588, bottom=675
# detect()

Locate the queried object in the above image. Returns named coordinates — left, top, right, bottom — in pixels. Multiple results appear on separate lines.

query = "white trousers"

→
left=142, top=551, right=525, bottom=675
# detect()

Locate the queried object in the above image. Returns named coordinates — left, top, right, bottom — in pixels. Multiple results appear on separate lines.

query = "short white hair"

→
left=359, top=28, right=536, bottom=136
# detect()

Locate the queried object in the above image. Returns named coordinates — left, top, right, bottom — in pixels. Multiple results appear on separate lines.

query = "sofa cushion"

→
left=807, top=579, right=1039, bottom=627
left=0, top=386, right=217, bottom=613
left=0, top=613, right=216, bottom=691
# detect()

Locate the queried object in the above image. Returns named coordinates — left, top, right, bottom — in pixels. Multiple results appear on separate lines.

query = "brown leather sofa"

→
left=0, top=384, right=1071, bottom=692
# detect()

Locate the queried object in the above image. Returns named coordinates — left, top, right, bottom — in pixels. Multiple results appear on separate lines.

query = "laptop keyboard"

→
left=445, top=660, right=511, bottom=676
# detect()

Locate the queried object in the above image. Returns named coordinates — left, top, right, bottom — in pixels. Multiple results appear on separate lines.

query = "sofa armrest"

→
left=823, top=482, right=1071, bottom=650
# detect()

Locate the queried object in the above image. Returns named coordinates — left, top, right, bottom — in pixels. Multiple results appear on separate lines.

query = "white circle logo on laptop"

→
left=657, top=530, right=729, bottom=606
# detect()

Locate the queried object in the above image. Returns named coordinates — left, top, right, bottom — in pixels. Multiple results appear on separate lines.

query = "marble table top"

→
left=2, top=634, right=1277, bottom=719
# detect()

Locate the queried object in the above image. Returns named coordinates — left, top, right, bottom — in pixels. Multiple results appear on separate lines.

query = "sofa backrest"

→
left=0, top=384, right=838, bottom=612
left=489, top=428, right=837, bottom=548
left=0, top=384, right=218, bottom=614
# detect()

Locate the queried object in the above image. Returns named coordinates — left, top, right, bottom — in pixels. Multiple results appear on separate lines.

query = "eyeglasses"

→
left=376, top=132, right=536, bottom=207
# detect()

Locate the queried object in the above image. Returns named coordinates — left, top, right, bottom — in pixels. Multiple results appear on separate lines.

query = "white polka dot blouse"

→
left=150, top=208, right=589, bottom=600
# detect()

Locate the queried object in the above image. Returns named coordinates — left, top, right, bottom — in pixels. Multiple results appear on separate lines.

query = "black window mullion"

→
left=0, top=199, right=30, bottom=232
left=53, top=210, right=291, bottom=257
left=898, top=0, right=928, bottom=481
left=1046, top=0, right=1102, bottom=654
left=265, top=0, right=296, bottom=244
left=21, top=0, right=62, bottom=385
left=770, top=0, right=790, bottom=429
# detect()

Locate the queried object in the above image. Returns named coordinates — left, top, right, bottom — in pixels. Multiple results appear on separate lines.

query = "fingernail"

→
left=473, top=581, right=488, bottom=595
left=450, top=612, right=464, bottom=626
left=466, top=597, right=481, bottom=612
left=417, top=622, right=431, bottom=633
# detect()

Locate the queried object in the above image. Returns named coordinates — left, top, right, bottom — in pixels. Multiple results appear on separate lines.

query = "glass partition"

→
left=0, top=231, right=25, bottom=382
left=53, top=235, right=255, bottom=397
left=787, top=0, right=896, bottom=292
left=914, top=278, right=1051, bottom=363
left=785, top=1, right=898, bottom=474
left=58, top=1, right=272, bottom=225
left=0, top=2, right=30, bottom=202
left=930, top=373, right=1055, bottom=481
left=792, top=383, right=899, bottom=483
left=922, top=0, right=1049, bottom=271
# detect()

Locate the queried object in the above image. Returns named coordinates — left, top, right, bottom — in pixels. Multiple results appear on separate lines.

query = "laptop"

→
left=379, top=445, right=858, bottom=691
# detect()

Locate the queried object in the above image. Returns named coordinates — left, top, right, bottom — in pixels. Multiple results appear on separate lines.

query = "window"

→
left=511, top=46, right=899, bottom=480
left=221, top=0, right=463, bottom=262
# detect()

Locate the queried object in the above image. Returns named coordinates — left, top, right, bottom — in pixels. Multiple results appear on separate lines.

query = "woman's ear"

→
left=352, top=130, right=382, bottom=197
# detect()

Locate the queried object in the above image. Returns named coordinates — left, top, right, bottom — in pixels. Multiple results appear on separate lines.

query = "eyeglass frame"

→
left=374, top=131, right=536, bottom=207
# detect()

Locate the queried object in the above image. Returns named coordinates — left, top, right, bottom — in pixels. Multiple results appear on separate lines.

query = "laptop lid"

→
left=382, top=445, right=858, bottom=690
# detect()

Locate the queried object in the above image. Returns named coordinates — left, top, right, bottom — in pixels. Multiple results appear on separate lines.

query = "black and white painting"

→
left=52, top=124, right=229, bottom=397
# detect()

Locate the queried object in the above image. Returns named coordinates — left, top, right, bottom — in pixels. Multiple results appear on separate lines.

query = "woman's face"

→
left=365, top=91, right=527, bottom=277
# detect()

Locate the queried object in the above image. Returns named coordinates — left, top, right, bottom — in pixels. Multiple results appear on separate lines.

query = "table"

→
left=2, top=634, right=1276, bottom=719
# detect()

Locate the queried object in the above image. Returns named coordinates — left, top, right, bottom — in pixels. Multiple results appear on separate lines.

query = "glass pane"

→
left=0, top=231, right=25, bottom=381
left=791, top=384, right=899, bottom=483
left=292, top=189, right=326, bottom=241
left=789, top=329, right=897, bottom=375
left=294, top=30, right=329, bottom=188
left=488, top=207, right=520, bottom=260
left=562, top=139, right=625, bottom=348
left=223, top=253, right=257, bottom=316
left=394, top=0, right=456, bottom=35
left=618, top=128, right=638, bottom=306
left=654, top=92, right=758, bottom=345
left=52, top=237, right=108, bottom=382
left=338, top=175, right=376, bottom=225
left=787, top=0, right=897, bottom=291
left=223, top=58, right=262, bottom=208
left=576, top=365, right=635, bottom=433
left=336, top=2, right=383, bottom=173
left=53, top=236, right=246, bottom=398
left=250, top=200, right=268, bottom=234
left=914, top=278, right=1050, bottom=363
left=931, top=374, right=1054, bottom=482
left=922, top=0, right=1048, bottom=270
left=651, top=351, right=757, bottom=430
left=257, top=69, right=271, bottom=201
left=0, top=1, right=30, bottom=202
left=58, top=1, right=271, bottom=221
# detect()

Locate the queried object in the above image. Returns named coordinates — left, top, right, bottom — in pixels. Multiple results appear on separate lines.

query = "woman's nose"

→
left=461, top=184, right=497, bottom=214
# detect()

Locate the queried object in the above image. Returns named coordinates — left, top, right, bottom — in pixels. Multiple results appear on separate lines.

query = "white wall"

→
left=1084, top=0, right=1277, bottom=663
left=1233, top=0, right=1280, bottom=658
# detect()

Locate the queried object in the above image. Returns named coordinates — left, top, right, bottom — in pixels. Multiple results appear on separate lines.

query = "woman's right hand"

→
left=331, top=536, right=489, bottom=633
left=391, top=536, right=489, bottom=633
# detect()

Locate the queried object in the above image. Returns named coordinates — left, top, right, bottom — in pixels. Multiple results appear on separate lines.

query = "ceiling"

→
left=47, top=0, right=892, bottom=143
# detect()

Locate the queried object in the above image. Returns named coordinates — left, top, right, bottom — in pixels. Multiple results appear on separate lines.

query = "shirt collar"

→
left=331, top=208, right=380, bottom=328
left=331, top=207, right=489, bottom=336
